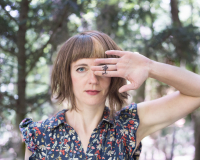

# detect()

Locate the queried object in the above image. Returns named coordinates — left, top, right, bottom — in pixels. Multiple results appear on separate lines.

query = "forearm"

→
left=149, top=60, right=200, bottom=97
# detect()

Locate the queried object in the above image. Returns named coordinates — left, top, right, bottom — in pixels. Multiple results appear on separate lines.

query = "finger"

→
left=94, top=58, right=119, bottom=65
left=91, top=65, right=117, bottom=71
left=105, top=50, right=127, bottom=57
left=119, top=84, right=137, bottom=93
left=94, top=71, right=120, bottom=77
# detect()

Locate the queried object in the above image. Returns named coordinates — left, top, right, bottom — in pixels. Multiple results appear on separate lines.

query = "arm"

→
left=149, top=61, right=200, bottom=97
left=92, top=50, right=200, bottom=145
left=137, top=61, right=200, bottom=142
left=25, top=146, right=32, bottom=160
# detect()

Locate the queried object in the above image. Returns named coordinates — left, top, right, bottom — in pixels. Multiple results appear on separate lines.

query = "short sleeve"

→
left=116, top=103, right=142, bottom=158
left=19, top=118, right=37, bottom=153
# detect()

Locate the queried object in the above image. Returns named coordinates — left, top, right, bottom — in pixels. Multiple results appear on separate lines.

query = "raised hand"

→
left=91, top=50, right=151, bottom=93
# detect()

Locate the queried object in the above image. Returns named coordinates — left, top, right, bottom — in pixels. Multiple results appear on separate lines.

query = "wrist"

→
left=148, top=60, right=157, bottom=79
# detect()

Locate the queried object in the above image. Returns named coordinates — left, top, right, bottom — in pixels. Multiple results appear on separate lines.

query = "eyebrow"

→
left=73, top=64, right=88, bottom=67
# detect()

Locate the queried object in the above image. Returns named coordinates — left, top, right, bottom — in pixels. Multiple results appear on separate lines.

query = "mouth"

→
left=85, top=90, right=100, bottom=95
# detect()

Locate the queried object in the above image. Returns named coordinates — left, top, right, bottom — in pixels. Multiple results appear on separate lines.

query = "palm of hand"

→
left=92, top=51, right=150, bottom=93
left=115, top=52, right=150, bottom=93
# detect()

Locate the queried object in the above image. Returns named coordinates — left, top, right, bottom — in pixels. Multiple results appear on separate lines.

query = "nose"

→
left=88, top=70, right=99, bottom=84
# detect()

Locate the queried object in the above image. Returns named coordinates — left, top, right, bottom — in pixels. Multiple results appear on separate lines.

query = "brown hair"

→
left=51, top=31, right=128, bottom=118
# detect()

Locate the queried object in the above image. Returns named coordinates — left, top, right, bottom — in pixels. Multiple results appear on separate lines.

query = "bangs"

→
left=71, top=35, right=108, bottom=62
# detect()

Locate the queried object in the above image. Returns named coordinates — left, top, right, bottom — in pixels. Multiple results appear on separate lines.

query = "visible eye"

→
left=76, top=67, right=85, bottom=72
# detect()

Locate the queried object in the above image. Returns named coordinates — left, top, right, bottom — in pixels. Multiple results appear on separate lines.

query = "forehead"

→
left=71, top=58, right=97, bottom=67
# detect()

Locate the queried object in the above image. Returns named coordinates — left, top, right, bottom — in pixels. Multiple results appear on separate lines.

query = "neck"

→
left=66, top=103, right=105, bottom=134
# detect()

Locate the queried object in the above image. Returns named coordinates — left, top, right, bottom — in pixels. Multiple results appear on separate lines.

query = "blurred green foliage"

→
left=0, top=0, right=200, bottom=159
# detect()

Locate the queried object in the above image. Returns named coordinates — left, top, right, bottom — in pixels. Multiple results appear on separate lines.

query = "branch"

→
left=149, top=29, right=172, bottom=48
left=0, top=103, right=16, bottom=111
left=0, top=92, right=17, bottom=111
left=26, top=91, right=50, bottom=104
left=26, top=99, right=50, bottom=114
left=0, top=44, right=16, bottom=56
left=27, top=81, right=50, bottom=86
left=26, top=5, right=70, bottom=76
left=1, top=81, right=49, bottom=86
left=1, top=6, right=18, bottom=24
left=1, top=81, right=17, bottom=84
left=25, top=91, right=51, bottom=114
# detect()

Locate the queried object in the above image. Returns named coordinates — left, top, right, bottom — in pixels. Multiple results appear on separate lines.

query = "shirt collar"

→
left=49, top=109, right=67, bottom=129
left=49, top=107, right=115, bottom=129
left=101, top=106, right=115, bottom=126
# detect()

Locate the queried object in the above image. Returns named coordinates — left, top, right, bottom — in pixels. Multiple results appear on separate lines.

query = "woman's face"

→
left=70, top=58, right=111, bottom=108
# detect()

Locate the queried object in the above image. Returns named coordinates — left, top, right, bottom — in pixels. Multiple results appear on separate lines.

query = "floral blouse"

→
left=19, top=103, right=142, bottom=160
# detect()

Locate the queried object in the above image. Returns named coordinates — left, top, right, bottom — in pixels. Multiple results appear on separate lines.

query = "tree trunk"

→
left=133, top=82, right=146, bottom=103
left=170, top=1, right=200, bottom=159
left=169, top=1, right=182, bottom=159
left=16, top=0, right=29, bottom=159
left=170, top=126, right=176, bottom=160
left=193, top=109, right=200, bottom=160
left=170, top=0, right=182, bottom=27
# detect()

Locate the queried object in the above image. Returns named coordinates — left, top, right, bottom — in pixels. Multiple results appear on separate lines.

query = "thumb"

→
left=118, top=84, right=137, bottom=93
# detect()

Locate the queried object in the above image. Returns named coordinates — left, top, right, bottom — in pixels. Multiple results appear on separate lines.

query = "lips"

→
left=85, top=90, right=100, bottom=95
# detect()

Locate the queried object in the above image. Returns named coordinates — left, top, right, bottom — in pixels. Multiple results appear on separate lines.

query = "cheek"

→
left=71, top=76, right=78, bottom=84
left=103, top=77, right=111, bottom=89
left=71, top=75, right=80, bottom=89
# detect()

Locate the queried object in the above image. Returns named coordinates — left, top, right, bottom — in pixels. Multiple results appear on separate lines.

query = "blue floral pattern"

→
left=19, top=103, right=141, bottom=159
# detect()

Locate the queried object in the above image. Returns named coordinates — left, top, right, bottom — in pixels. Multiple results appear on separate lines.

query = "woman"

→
left=19, top=31, right=200, bottom=160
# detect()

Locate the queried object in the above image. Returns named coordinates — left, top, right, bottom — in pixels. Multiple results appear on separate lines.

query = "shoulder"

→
left=115, top=103, right=139, bottom=121
left=114, top=103, right=142, bottom=157
left=19, top=109, right=67, bottom=132
left=19, top=117, right=50, bottom=137
left=114, top=103, right=140, bottom=132
left=19, top=118, right=46, bottom=153
left=19, top=109, right=67, bottom=152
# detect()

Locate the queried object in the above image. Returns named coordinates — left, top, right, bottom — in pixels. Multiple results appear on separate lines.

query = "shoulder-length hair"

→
left=51, top=31, right=128, bottom=118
